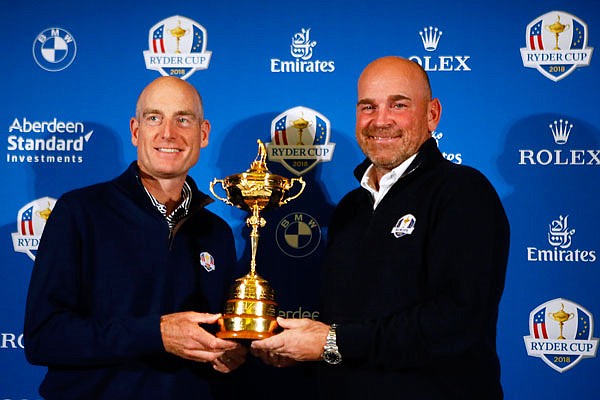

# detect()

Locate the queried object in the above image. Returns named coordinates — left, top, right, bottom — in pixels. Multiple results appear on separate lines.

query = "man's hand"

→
left=211, top=344, right=248, bottom=373
left=160, top=311, right=243, bottom=369
left=250, top=317, right=329, bottom=364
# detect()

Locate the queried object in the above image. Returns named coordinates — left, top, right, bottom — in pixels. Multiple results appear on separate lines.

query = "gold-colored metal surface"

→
left=545, top=14, right=570, bottom=50
left=210, top=140, right=305, bottom=339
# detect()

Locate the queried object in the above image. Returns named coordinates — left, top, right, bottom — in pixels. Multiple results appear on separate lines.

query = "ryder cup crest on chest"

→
left=199, top=251, right=215, bottom=272
left=392, top=214, right=416, bottom=238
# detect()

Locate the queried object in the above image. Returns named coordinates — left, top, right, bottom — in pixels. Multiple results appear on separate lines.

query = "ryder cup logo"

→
left=12, top=197, right=56, bottom=261
left=524, top=298, right=598, bottom=372
left=391, top=214, right=416, bottom=238
left=409, top=26, right=471, bottom=72
left=520, top=11, right=593, bottom=82
left=267, top=106, right=335, bottom=176
left=143, top=15, right=212, bottom=80
left=276, top=212, right=321, bottom=258
left=33, top=27, right=77, bottom=72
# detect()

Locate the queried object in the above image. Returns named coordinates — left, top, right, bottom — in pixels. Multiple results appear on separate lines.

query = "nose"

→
left=161, top=119, right=177, bottom=140
left=372, top=107, right=393, bottom=127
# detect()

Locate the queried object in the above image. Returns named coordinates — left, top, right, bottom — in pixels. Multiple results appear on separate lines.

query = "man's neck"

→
left=139, top=173, right=187, bottom=215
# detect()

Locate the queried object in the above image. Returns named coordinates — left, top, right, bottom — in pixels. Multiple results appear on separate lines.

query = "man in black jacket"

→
left=24, top=76, right=247, bottom=399
left=252, top=56, right=510, bottom=399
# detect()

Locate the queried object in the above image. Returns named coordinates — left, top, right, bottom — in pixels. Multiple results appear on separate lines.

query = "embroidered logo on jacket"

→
left=199, top=252, right=215, bottom=272
left=391, top=214, right=416, bottom=238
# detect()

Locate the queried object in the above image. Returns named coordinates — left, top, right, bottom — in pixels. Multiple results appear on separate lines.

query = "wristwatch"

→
left=322, top=323, right=342, bottom=365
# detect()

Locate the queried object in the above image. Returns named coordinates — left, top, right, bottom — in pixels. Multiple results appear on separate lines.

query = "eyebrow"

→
left=141, top=109, right=198, bottom=118
left=357, top=94, right=411, bottom=106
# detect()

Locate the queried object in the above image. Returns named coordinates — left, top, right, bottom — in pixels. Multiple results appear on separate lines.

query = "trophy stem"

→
left=247, top=204, right=266, bottom=276
left=558, top=322, right=565, bottom=340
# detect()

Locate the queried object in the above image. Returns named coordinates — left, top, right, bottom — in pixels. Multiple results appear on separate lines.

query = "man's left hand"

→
left=250, top=317, right=329, bottom=363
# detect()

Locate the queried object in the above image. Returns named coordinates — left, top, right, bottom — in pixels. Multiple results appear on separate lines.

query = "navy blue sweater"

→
left=319, top=138, right=510, bottom=399
left=24, top=162, right=240, bottom=399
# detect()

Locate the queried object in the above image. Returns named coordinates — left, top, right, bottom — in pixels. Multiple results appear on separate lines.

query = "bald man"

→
left=24, top=77, right=246, bottom=400
left=252, top=57, right=510, bottom=399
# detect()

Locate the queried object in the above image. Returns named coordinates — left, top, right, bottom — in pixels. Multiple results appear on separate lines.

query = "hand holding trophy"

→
left=210, top=140, right=305, bottom=339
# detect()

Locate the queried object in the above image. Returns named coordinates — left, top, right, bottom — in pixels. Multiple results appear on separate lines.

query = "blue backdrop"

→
left=2, top=1, right=599, bottom=398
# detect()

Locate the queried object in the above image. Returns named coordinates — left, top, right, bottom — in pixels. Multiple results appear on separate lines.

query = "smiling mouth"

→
left=368, top=135, right=400, bottom=141
left=157, top=147, right=181, bottom=153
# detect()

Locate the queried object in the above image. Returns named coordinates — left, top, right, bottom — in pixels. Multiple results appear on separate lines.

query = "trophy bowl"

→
left=210, top=140, right=305, bottom=339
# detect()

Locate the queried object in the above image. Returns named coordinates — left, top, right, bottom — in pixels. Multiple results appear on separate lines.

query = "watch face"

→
left=324, top=349, right=342, bottom=365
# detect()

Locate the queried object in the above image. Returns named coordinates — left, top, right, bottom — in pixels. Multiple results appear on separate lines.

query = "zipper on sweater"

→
left=168, top=211, right=195, bottom=250
left=369, top=160, right=423, bottom=216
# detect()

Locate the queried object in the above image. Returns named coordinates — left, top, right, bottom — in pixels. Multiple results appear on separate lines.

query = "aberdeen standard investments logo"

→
left=520, top=11, right=593, bottom=81
left=6, top=117, right=94, bottom=164
left=143, top=15, right=212, bottom=80
left=524, top=298, right=598, bottom=372
left=33, top=27, right=77, bottom=72
left=267, top=106, right=335, bottom=176
left=12, top=197, right=56, bottom=261
left=270, top=28, right=335, bottom=73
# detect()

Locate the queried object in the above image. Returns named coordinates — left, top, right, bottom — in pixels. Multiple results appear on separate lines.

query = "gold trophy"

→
left=545, top=14, right=570, bottom=50
left=549, top=303, right=574, bottom=340
left=210, top=140, right=305, bottom=339
left=292, top=116, right=311, bottom=145
left=170, top=20, right=187, bottom=54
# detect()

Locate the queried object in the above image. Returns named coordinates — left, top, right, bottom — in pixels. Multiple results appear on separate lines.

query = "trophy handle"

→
left=281, top=177, right=306, bottom=205
left=209, top=178, right=234, bottom=206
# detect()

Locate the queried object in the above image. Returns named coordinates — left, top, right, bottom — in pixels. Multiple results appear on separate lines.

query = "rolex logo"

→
left=419, top=26, right=442, bottom=51
left=549, top=119, right=573, bottom=145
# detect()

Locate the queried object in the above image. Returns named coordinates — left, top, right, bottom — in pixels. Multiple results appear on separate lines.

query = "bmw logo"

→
left=33, top=27, right=77, bottom=72
left=276, top=212, right=321, bottom=258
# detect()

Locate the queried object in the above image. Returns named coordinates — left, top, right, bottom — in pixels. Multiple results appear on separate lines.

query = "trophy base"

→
left=217, top=315, right=278, bottom=340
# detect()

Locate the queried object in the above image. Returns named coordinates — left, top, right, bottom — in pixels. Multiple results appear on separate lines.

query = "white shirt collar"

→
left=360, top=153, right=418, bottom=209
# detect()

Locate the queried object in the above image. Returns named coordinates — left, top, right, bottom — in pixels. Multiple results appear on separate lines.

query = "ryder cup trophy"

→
left=209, top=140, right=305, bottom=339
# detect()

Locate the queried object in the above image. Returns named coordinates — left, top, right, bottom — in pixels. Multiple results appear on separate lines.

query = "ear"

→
left=130, top=117, right=140, bottom=146
left=200, top=119, right=211, bottom=148
left=427, top=98, right=442, bottom=132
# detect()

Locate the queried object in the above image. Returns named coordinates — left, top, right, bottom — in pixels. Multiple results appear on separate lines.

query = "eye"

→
left=145, top=114, right=162, bottom=125
left=358, top=104, right=375, bottom=113
left=177, top=116, right=195, bottom=126
left=392, top=102, right=407, bottom=109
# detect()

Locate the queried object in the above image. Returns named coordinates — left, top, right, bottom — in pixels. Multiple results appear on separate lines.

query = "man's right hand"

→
left=160, top=312, right=238, bottom=363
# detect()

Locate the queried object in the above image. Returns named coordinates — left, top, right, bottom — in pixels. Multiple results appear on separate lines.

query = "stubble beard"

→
left=358, top=126, right=414, bottom=171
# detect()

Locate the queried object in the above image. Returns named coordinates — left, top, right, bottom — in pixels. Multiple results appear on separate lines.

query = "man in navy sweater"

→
left=252, top=56, right=510, bottom=399
left=24, top=76, right=246, bottom=399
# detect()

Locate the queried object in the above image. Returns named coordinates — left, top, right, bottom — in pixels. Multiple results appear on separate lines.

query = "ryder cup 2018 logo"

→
left=520, top=11, right=593, bottom=82
left=143, top=15, right=212, bottom=80
left=267, top=106, right=335, bottom=176
left=524, top=298, right=598, bottom=372
left=12, top=197, right=56, bottom=261
left=33, top=27, right=77, bottom=72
